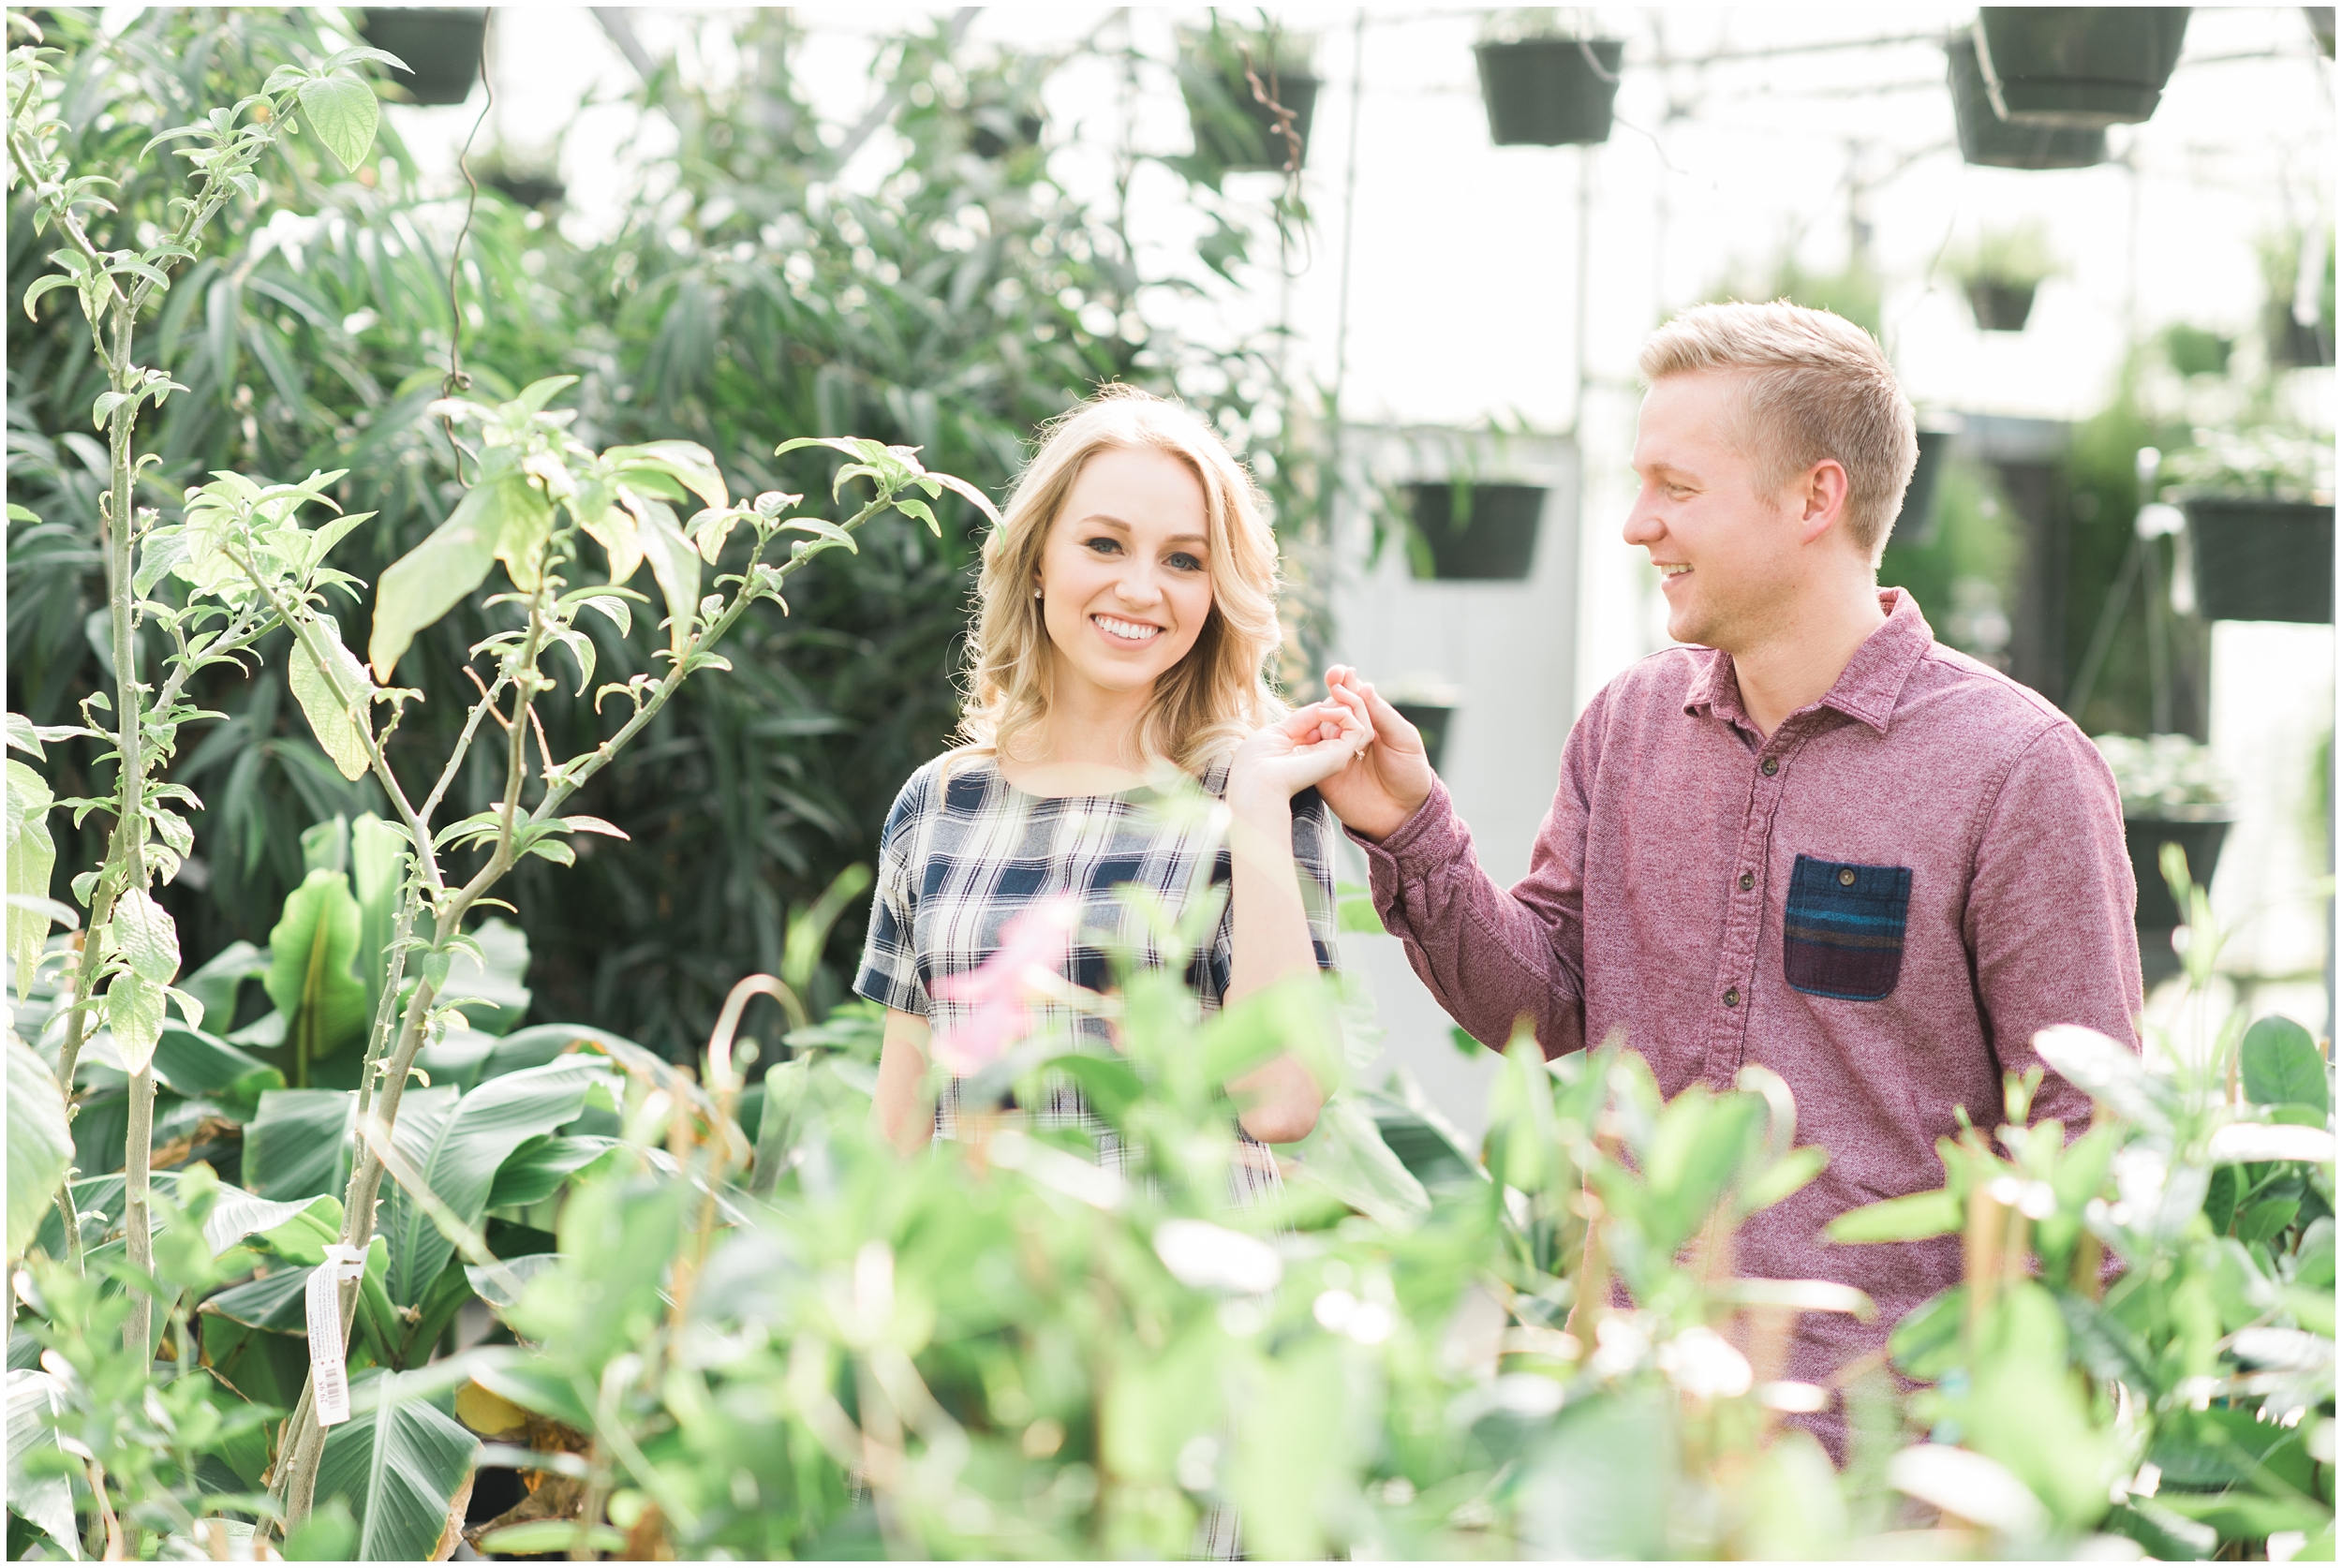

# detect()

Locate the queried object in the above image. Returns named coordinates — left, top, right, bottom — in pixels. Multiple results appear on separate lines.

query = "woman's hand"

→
left=1228, top=686, right=1375, bottom=804
left=1311, top=666, right=1438, bottom=841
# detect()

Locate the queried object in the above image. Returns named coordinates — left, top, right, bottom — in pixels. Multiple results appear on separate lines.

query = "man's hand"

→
left=1314, top=667, right=1437, bottom=841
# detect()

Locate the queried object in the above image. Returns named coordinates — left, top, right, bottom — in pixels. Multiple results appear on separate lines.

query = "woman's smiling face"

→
left=1035, top=444, right=1217, bottom=703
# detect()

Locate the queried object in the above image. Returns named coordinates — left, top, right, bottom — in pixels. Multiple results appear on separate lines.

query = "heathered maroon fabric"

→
left=1358, top=589, right=2144, bottom=1398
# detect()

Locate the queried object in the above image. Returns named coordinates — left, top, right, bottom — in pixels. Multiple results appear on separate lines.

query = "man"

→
left=1317, top=302, right=2143, bottom=1436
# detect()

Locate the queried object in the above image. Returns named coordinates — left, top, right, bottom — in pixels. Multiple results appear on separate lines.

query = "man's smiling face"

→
left=1623, top=370, right=1812, bottom=653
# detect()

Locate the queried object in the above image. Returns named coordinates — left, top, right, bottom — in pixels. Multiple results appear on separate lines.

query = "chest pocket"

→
left=1783, top=854, right=1912, bottom=1001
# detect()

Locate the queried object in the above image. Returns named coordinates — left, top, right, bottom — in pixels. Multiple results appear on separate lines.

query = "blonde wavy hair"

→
left=955, top=386, right=1287, bottom=775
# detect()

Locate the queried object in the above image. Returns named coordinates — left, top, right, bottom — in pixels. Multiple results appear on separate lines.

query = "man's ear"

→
left=1794, top=458, right=1851, bottom=546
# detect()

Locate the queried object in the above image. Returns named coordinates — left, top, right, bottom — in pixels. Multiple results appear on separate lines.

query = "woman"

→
left=855, top=386, right=1371, bottom=1190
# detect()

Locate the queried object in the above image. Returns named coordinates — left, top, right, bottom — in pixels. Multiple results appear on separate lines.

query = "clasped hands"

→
left=1227, top=665, right=1437, bottom=841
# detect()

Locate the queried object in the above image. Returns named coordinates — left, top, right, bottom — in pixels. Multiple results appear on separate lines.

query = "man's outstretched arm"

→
left=1320, top=669, right=1591, bottom=1058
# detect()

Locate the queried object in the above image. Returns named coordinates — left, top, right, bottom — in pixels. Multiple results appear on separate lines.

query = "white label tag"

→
left=305, top=1245, right=368, bottom=1427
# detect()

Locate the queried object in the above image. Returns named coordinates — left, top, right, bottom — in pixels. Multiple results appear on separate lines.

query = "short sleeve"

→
left=853, top=767, right=933, bottom=1016
left=1291, top=787, right=1341, bottom=972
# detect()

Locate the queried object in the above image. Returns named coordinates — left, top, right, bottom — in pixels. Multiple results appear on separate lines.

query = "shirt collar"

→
left=1682, top=588, right=1934, bottom=736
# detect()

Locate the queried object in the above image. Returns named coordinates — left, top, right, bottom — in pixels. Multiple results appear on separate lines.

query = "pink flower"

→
left=930, top=895, right=1081, bottom=1076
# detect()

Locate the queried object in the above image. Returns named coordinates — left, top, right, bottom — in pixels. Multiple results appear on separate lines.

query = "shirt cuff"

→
left=1346, top=781, right=1461, bottom=931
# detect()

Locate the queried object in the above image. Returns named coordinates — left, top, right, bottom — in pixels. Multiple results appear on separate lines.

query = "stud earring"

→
left=1033, top=586, right=1044, bottom=599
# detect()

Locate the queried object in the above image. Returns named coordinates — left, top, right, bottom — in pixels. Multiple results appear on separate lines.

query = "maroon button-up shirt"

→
left=1359, top=589, right=2143, bottom=1392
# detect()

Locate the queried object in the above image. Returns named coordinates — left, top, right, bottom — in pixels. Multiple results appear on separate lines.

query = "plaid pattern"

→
left=855, top=751, right=1341, bottom=1206
left=1782, top=854, right=1913, bottom=1001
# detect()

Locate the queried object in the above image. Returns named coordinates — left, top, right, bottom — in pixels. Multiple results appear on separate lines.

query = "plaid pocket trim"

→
left=1783, top=854, right=1912, bottom=1001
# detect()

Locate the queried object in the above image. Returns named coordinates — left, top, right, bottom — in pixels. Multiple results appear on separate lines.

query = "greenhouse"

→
left=3, top=5, right=2334, bottom=1561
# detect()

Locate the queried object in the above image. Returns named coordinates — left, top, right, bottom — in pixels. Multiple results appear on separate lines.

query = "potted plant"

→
left=1946, top=33, right=2107, bottom=170
left=478, top=150, right=563, bottom=210
left=2160, top=322, right=2233, bottom=379
left=1403, top=478, right=1548, bottom=581
left=358, top=7, right=487, bottom=106
left=1946, top=223, right=2057, bottom=332
left=1473, top=10, right=1624, bottom=147
left=1973, top=7, right=2191, bottom=127
left=1388, top=678, right=1462, bottom=772
left=2165, top=428, right=2335, bottom=624
left=1177, top=17, right=1317, bottom=173
left=2092, top=733, right=2236, bottom=942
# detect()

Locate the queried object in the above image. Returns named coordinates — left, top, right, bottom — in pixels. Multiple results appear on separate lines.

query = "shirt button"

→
left=1838, top=867, right=1857, bottom=887
left=1739, top=872, right=1755, bottom=892
left=1723, top=986, right=1741, bottom=1008
left=1761, top=757, right=1780, bottom=777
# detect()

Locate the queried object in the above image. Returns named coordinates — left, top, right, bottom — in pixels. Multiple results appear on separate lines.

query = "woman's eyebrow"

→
left=1075, top=513, right=1208, bottom=548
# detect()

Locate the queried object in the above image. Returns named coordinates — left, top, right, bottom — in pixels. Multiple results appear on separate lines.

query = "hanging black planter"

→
left=1947, top=34, right=2107, bottom=170
left=484, top=169, right=564, bottom=210
left=1393, top=702, right=1457, bottom=772
left=1966, top=281, right=2038, bottom=332
left=1473, top=38, right=1624, bottom=147
left=359, top=7, right=486, bottom=106
left=1179, top=62, right=1318, bottom=172
left=1893, top=430, right=1953, bottom=548
left=1973, top=7, right=2190, bottom=127
left=1405, top=482, right=1547, bottom=582
left=2125, top=815, right=2231, bottom=932
left=969, top=106, right=1045, bottom=160
left=2182, top=496, right=2335, bottom=623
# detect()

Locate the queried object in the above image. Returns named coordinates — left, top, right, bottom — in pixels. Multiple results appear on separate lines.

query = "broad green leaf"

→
left=437, top=917, right=531, bottom=1036
left=7, top=1034, right=72, bottom=1259
left=295, top=73, right=379, bottom=172
left=2241, top=1014, right=2328, bottom=1114
left=289, top=613, right=376, bottom=782
left=152, top=1025, right=281, bottom=1121
left=491, top=476, right=556, bottom=595
left=107, top=969, right=166, bottom=1072
left=606, top=440, right=727, bottom=510
left=1513, top=1383, right=1675, bottom=1560
left=7, top=758, right=57, bottom=998
left=264, top=868, right=370, bottom=1068
left=351, top=814, right=408, bottom=1029
left=314, top=1368, right=479, bottom=1562
left=282, top=1500, right=357, bottom=1563
left=244, top=1088, right=358, bottom=1201
left=6, top=1369, right=78, bottom=1559
left=114, top=884, right=180, bottom=984
left=1826, top=1189, right=1964, bottom=1244
left=378, top=1059, right=602, bottom=1306
left=2033, top=1023, right=2172, bottom=1131
left=577, top=500, right=641, bottom=586
left=179, top=940, right=269, bottom=1039
left=634, top=497, right=701, bottom=662
left=1285, top=1091, right=1430, bottom=1231
left=484, top=1133, right=622, bottom=1209
left=368, top=480, right=510, bottom=680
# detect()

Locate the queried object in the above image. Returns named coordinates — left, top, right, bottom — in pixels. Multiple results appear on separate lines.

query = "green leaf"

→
left=437, top=918, right=531, bottom=1036
left=477, top=1522, right=625, bottom=1556
left=114, top=884, right=180, bottom=984
left=107, top=969, right=167, bottom=1073
left=1826, top=1189, right=1964, bottom=1244
left=491, top=477, right=556, bottom=596
left=6, top=759, right=57, bottom=998
left=484, top=1134, right=621, bottom=1209
left=367, top=480, right=511, bottom=680
left=6, top=1369, right=77, bottom=1559
left=179, top=940, right=269, bottom=1041
left=351, top=815, right=407, bottom=1031
left=378, top=1059, right=603, bottom=1306
left=243, top=1088, right=358, bottom=1201
left=606, top=440, right=727, bottom=511
left=265, top=869, right=370, bottom=1070
left=152, top=1026, right=281, bottom=1122
left=1284, top=1091, right=1431, bottom=1230
left=294, top=73, right=379, bottom=173
left=289, top=613, right=377, bottom=783
left=314, top=1368, right=479, bottom=1562
left=2241, top=1014, right=2328, bottom=1114
left=635, top=498, right=701, bottom=663
left=1740, top=1143, right=1830, bottom=1214
left=282, top=1498, right=357, bottom=1562
left=7, top=1034, right=72, bottom=1260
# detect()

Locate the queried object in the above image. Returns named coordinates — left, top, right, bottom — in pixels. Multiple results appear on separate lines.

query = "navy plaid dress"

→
left=853, top=750, right=1341, bottom=1205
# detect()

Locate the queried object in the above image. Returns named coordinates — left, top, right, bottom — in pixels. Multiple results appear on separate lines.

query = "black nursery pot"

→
left=2182, top=496, right=2336, bottom=624
left=485, top=170, right=564, bottom=210
left=1946, top=34, right=2107, bottom=170
left=360, top=7, right=487, bottom=106
left=1392, top=702, right=1456, bottom=773
left=2125, top=815, right=2231, bottom=934
left=1183, top=67, right=1318, bottom=171
left=1473, top=38, right=1624, bottom=147
left=1405, top=482, right=1547, bottom=581
left=1967, top=281, right=2038, bottom=333
left=1974, top=7, right=2191, bottom=127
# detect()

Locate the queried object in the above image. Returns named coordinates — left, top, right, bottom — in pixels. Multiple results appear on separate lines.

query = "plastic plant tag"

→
left=304, top=1244, right=368, bottom=1427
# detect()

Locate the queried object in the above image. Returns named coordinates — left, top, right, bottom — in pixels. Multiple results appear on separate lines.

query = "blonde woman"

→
left=855, top=386, right=1370, bottom=1193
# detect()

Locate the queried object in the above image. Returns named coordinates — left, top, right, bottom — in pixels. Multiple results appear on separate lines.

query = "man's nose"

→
left=1622, top=496, right=1664, bottom=545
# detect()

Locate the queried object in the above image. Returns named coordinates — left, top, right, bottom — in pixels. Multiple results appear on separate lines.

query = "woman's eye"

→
left=1167, top=552, right=1204, bottom=572
left=1083, top=536, right=1121, bottom=555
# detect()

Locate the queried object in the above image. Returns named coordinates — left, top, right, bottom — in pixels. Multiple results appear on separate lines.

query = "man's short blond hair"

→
left=1638, top=302, right=1918, bottom=562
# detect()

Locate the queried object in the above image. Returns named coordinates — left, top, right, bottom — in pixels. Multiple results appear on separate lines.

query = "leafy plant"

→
left=2093, top=732, right=2237, bottom=819
left=1946, top=222, right=2061, bottom=290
